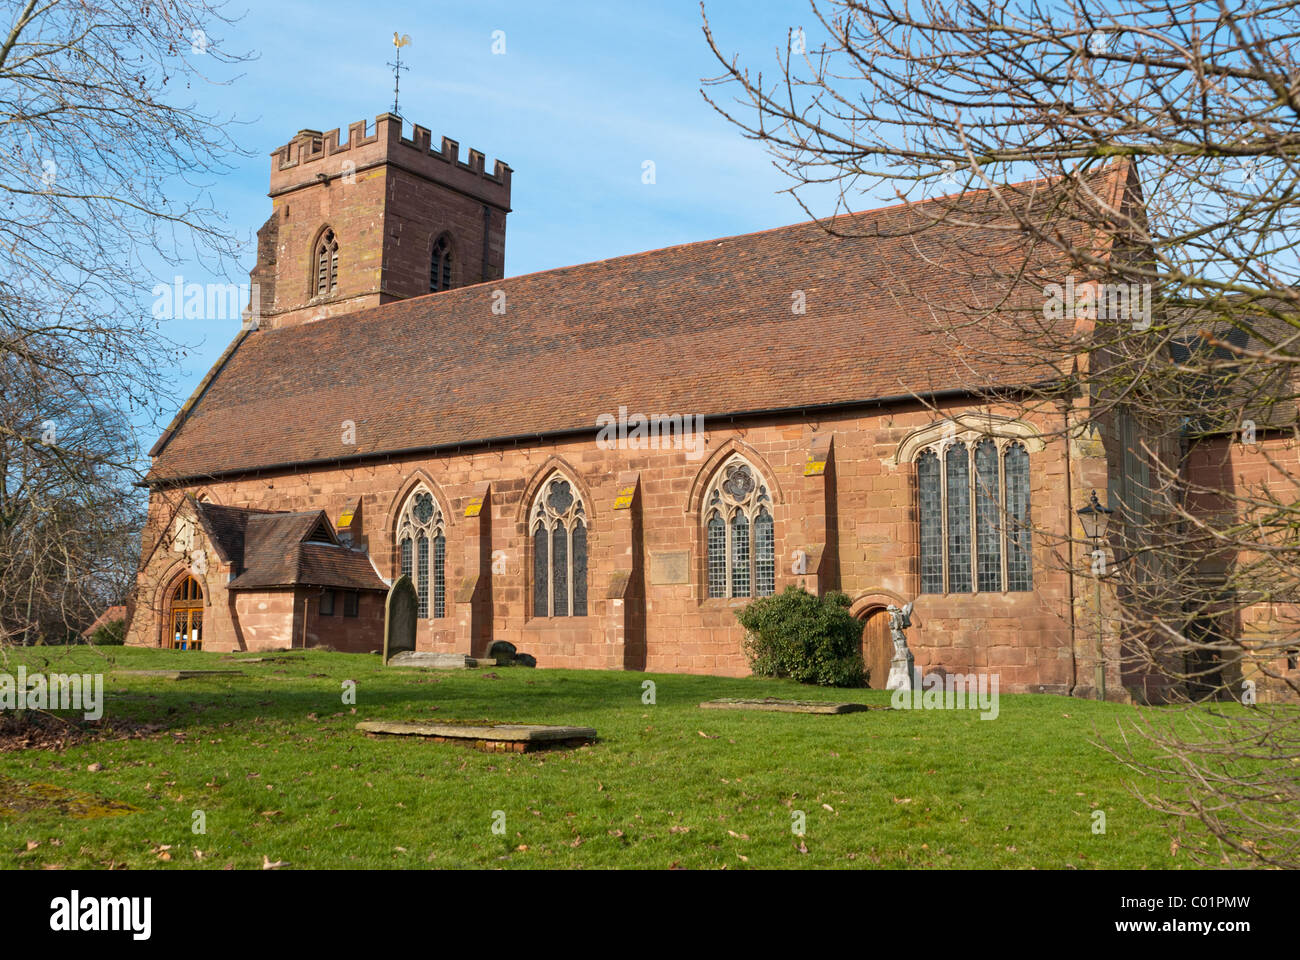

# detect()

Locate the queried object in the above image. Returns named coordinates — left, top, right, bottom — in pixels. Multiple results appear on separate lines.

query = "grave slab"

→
left=356, top=720, right=596, bottom=752
left=699, top=698, right=881, bottom=714
left=114, top=669, right=244, bottom=680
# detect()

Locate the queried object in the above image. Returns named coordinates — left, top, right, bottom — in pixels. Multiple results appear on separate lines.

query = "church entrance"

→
left=168, top=575, right=204, bottom=650
left=861, top=607, right=892, bottom=689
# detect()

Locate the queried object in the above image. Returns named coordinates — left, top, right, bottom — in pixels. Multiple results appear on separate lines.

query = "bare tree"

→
left=702, top=0, right=1299, bottom=866
left=0, top=1, right=251, bottom=647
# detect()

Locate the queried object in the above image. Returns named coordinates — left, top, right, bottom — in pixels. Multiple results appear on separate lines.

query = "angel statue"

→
left=885, top=601, right=916, bottom=691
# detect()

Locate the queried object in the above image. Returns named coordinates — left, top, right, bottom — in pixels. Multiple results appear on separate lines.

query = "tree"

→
left=0, top=1, right=251, bottom=646
left=702, top=0, right=1299, bottom=867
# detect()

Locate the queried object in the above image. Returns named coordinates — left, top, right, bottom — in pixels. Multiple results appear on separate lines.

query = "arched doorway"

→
left=861, top=607, right=892, bottom=689
left=168, top=575, right=204, bottom=651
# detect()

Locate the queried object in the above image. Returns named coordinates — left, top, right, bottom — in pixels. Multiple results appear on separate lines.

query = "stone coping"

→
left=699, top=698, right=881, bottom=714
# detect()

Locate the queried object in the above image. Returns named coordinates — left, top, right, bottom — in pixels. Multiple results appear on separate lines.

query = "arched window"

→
left=704, top=456, right=775, bottom=599
left=396, top=487, right=446, bottom=618
left=430, top=234, right=453, bottom=292
left=315, top=228, right=339, bottom=296
left=916, top=435, right=1033, bottom=594
left=531, top=475, right=587, bottom=617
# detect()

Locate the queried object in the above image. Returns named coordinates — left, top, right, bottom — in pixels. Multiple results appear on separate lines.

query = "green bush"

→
left=90, top=618, right=126, bottom=646
left=736, top=586, right=865, bottom=687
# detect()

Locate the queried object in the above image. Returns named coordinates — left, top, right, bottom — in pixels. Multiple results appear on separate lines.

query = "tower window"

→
left=430, top=235, right=453, bottom=292
left=315, top=228, right=339, bottom=296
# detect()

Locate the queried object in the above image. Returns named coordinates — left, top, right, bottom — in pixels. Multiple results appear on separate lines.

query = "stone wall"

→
left=131, top=398, right=1110, bottom=692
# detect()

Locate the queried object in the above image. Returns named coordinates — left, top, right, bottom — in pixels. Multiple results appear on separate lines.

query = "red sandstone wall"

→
left=132, top=401, right=1103, bottom=692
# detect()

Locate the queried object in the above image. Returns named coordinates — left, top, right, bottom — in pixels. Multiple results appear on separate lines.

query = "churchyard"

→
left=0, top=645, right=1215, bottom=869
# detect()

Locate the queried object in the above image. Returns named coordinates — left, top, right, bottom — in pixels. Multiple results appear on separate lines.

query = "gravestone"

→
left=383, top=575, right=418, bottom=664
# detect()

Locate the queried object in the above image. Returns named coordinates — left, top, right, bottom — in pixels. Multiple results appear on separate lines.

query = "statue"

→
left=885, top=601, right=916, bottom=691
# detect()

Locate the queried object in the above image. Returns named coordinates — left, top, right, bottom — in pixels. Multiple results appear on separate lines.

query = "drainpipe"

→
left=1063, top=401, right=1079, bottom=696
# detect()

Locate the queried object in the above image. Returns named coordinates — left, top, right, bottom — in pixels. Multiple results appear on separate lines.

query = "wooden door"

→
left=862, top=608, right=892, bottom=689
left=168, top=575, right=204, bottom=650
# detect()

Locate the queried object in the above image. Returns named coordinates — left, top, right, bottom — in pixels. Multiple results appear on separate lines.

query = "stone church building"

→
left=124, top=112, right=1296, bottom=701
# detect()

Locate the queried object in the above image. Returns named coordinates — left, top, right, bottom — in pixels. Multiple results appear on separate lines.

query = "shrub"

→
left=736, top=586, right=865, bottom=687
left=90, top=618, right=126, bottom=646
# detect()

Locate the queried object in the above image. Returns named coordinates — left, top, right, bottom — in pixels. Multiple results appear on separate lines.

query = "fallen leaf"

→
left=86, top=763, right=102, bottom=773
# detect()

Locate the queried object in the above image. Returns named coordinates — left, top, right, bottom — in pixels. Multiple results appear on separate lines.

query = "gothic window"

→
left=704, top=457, right=775, bottom=599
left=315, top=227, right=339, bottom=296
left=430, top=234, right=453, bottom=292
left=531, top=475, right=587, bottom=617
left=396, top=486, right=446, bottom=618
left=916, top=435, right=1032, bottom=594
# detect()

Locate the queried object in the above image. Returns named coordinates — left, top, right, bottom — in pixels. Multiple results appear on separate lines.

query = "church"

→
left=123, top=112, right=1294, bottom=701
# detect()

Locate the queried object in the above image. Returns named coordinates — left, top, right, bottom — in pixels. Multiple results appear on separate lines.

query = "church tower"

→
left=249, top=113, right=511, bottom=329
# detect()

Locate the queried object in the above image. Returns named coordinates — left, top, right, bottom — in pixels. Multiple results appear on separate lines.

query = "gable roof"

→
left=82, top=605, right=127, bottom=638
left=196, top=502, right=387, bottom=592
left=147, top=165, right=1132, bottom=484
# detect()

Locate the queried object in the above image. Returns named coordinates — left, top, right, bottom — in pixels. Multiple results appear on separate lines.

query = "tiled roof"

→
left=82, top=605, right=127, bottom=637
left=148, top=165, right=1131, bottom=483
left=197, top=502, right=388, bottom=592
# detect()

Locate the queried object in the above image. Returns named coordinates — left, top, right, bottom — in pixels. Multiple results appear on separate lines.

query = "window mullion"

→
left=939, top=445, right=949, bottom=594
left=969, top=444, right=978, bottom=594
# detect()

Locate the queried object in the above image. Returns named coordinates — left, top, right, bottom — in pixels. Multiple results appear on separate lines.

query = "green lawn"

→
left=0, top=645, right=1198, bottom=869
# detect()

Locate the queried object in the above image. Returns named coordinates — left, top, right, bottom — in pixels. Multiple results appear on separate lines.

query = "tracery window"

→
left=430, top=234, right=453, bottom=292
left=531, top=475, right=588, bottom=617
left=704, top=457, right=775, bottom=599
left=315, top=227, right=339, bottom=296
left=916, top=436, right=1032, bottom=594
left=397, top=486, right=446, bottom=618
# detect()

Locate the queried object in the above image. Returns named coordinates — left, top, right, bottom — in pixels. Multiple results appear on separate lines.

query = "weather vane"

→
left=389, top=32, right=411, bottom=117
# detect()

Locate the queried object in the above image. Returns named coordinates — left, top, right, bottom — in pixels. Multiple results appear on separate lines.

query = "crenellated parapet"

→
left=268, top=113, right=512, bottom=210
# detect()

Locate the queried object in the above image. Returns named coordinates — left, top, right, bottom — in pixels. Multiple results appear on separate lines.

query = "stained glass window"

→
left=975, top=439, right=1002, bottom=592
left=572, top=522, right=588, bottom=616
left=946, top=444, right=972, bottom=593
left=730, top=512, right=751, bottom=597
left=531, top=475, right=587, bottom=617
left=918, top=450, right=943, bottom=593
left=704, top=456, right=775, bottom=599
left=533, top=524, right=548, bottom=617
left=916, top=432, right=1033, bottom=595
left=1005, top=443, right=1033, bottom=591
left=396, top=486, right=446, bottom=618
left=707, top=509, right=727, bottom=598
left=416, top=535, right=429, bottom=618
left=755, top=508, right=775, bottom=597
left=433, top=534, right=445, bottom=618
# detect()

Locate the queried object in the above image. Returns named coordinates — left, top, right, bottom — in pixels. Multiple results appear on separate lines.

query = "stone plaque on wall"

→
left=650, top=551, right=690, bottom=585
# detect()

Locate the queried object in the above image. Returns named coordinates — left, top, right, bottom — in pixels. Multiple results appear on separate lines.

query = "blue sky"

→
left=155, top=0, right=851, bottom=422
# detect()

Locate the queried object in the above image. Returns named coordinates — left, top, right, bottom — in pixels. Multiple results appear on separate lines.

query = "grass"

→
left=0, top=645, right=1203, bottom=869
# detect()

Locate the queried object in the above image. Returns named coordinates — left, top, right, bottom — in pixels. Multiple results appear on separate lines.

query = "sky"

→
left=153, top=0, right=853, bottom=423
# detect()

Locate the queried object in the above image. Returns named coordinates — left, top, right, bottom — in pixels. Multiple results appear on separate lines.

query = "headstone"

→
left=383, top=575, right=418, bottom=664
